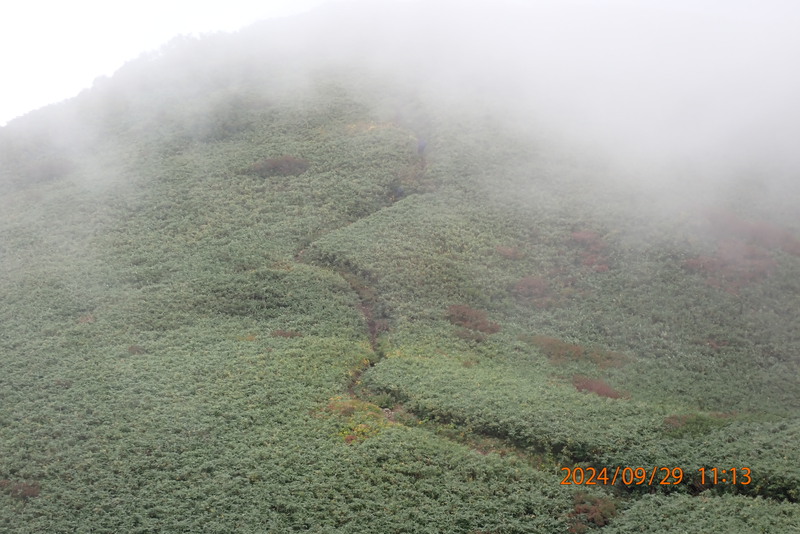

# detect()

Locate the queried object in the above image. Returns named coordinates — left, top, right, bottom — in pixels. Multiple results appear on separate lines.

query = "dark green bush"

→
left=245, top=155, right=309, bottom=177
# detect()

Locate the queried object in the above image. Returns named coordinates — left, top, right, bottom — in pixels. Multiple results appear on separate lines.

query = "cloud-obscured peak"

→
left=256, top=0, right=800, bottom=180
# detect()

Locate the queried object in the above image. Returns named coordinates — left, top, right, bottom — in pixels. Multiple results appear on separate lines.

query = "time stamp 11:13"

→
left=560, top=466, right=752, bottom=486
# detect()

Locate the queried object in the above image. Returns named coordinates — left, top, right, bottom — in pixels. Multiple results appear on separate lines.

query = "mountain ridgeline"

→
left=1, top=4, right=799, bottom=533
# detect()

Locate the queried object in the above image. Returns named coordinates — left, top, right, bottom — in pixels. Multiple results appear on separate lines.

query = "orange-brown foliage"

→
left=445, top=305, right=501, bottom=334
left=705, top=209, right=800, bottom=256
left=271, top=329, right=303, bottom=338
left=663, top=414, right=692, bottom=430
left=0, top=480, right=40, bottom=501
left=572, top=375, right=624, bottom=399
left=570, top=231, right=604, bottom=248
left=686, top=209, right=800, bottom=293
left=570, top=230, right=610, bottom=272
left=528, top=335, right=584, bottom=361
left=683, top=238, right=776, bottom=293
left=569, top=492, right=617, bottom=532
left=521, top=335, right=628, bottom=368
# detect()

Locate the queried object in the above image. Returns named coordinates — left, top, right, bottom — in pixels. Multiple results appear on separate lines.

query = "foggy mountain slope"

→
left=5, top=0, right=800, bottom=214
left=2, top=1, right=800, bottom=532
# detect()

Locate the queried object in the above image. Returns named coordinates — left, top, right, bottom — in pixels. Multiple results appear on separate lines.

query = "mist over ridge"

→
left=253, top=0, right=800, bottom=181
left=7, top=1, right=800, bottom=164
left=5, top=0, right=797, bottom=221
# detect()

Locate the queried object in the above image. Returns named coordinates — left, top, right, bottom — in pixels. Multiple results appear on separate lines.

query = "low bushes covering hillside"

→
left=1, top=17, right=799, bottom=533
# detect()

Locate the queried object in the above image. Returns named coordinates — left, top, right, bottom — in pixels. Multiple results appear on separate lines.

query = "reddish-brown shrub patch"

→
left=0, top=480, right=40, bottom=501
left=782, top=235, right=800, bottom=256
left=445, top=305, right=500, bottom=334
left=705, top=209, right=800, bottom=256
left=246, top=155, right=309, bottom=177
left=521, top=335, right=628, bottom=369
left=526, top=335, right=584, bottom=361
left=570, top=230, right=604, bottom=247
left=683, top=238, right=776, bottom=294
left=663, top=414, right=692, bottom=431
left=569, top=492, right=618, bottom=533
left=572, top=375, right=624, bottom=399
left=686, top=209, right=800, bottom=293
left=271, top=329, right=303, bottom=338
left=570, top=230, right=610, bottom=272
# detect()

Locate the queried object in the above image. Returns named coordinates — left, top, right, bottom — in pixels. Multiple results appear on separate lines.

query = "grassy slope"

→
left=1, top=33, right=799, bottom=533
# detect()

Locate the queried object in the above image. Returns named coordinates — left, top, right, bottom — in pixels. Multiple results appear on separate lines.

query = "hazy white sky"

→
left=0, top=0, right=330, bottom=126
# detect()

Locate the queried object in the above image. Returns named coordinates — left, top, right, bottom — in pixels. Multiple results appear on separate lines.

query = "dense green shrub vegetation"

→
left=603, top=494, right=800, bottom=533
left=1, top=18, right=798, bottom=533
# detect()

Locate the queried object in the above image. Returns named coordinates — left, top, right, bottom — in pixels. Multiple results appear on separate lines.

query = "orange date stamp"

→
left=560, top=466, right=752, bottom=486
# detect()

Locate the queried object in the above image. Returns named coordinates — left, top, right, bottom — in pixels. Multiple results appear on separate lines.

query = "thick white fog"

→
left=4, top=0, right=799, bottom=201
left=287, top=0, right=800, bottom=181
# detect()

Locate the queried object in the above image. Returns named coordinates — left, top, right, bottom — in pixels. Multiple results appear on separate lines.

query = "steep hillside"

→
left=1, top=5, right=799, bottom=533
